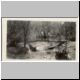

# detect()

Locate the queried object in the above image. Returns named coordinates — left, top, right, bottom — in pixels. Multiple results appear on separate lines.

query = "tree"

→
left=62, top=22, right=76, bottom=41
left=7, top=21, right=22, bottom=47
left=22, top=21, right=30, bottom=51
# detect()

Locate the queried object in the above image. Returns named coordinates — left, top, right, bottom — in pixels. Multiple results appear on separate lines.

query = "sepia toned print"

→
left=2, top=18, right=79, bottom=61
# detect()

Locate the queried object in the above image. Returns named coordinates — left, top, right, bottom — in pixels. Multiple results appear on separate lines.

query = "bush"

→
left=55, top=50, right=69, bottom=60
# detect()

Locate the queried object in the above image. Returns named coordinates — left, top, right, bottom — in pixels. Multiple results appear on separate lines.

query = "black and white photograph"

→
left=2, top=18, right=79, bottom=61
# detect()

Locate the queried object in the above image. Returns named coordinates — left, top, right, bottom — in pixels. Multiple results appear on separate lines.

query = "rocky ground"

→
left=7, top=41, right=76, bottom=60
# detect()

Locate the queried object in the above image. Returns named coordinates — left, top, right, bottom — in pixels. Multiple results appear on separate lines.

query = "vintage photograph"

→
left=2, top=18, right=78, bottom=61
